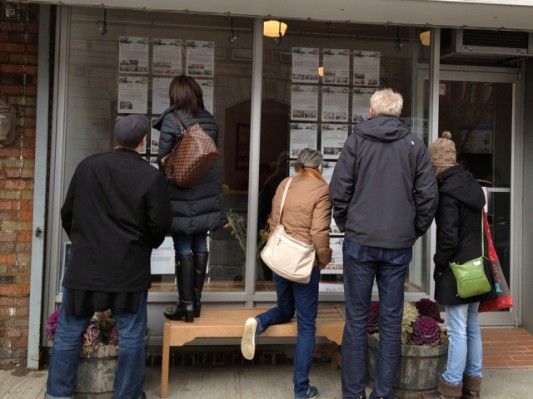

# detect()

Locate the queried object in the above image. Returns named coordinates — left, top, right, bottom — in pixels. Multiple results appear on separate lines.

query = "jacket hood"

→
left=152, top=107, right=213, bottom=131
left=355, top=115, right=411, bottom=142
left=152, top=106, right=174, bottom=130
left=438, top=165, right=486, bottom=210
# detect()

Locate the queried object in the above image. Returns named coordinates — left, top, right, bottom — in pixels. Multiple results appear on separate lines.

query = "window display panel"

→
left=257, top=21, right=431, bottom=293
left=61, top=8, right=254, bottom=293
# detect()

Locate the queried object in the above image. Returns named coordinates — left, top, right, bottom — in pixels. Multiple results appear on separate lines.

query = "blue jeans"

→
left=341, top=239, right=412, bottom=399
left=442, top=302, right=483, bottom=385
left=256, top=267, right=321, bottom=399
left=173, top=232, right=208, bottom=256
left=46, top=289, right=148, bottom=399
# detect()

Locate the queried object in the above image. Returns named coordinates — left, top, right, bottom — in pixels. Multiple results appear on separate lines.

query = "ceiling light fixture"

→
left=419, top=30, right=431, bottom=47
left=263, top=19, right=287, bottom=39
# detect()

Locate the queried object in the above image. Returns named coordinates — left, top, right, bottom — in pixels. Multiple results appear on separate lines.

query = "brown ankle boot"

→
left=462, top=376, right=481, bottom=399
left=420, top=378, right=463, bottom=399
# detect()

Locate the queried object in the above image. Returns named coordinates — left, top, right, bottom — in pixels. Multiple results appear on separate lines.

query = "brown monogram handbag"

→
left=161, top=112, right=218, bottom=188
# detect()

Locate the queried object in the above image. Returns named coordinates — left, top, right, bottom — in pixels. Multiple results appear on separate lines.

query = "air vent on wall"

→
left=441, top=29, right=533, bottom=59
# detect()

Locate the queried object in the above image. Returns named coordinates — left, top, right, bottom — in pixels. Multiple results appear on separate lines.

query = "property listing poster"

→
left=352, top=87, right=375, bottom=123
left=185, top=40, right=215, bottom=78
left=150, top=117, right=160, bottom=154
left=322, top=237, right=344, bottom=275
left=321, top=86, right=349, bottom=122
left=151, top=77, right=173, bottom=115
left=117, top=76, right=148, bottom=114
left=291, top=47, right=320, bottom=83
left=321, top=124, right=348, bottom=160
left=322, top=161, right=335, bottom=184
left=353, top=51, right=380, bottom=86
left=323, top=48, right=350, bottom=85
left=291, top=85, right=319, bottom=121
left=118, top=36, right=149, bottom=74
left=198, top=79, right=214, bottom=114
left=152, top=38, right=182, bottom=75
left=290, top=123, right=318, bottom=157
left=150, top=236, right=174, bottom=274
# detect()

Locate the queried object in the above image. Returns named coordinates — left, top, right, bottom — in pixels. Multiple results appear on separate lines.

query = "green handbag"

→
left=449, top=212, right=492, bottom=299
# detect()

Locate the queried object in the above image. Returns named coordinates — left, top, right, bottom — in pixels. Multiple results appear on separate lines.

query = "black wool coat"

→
left=434, top=165, right=495, bottom=306
left=153, top=107, right=225, bottom=236
left=61, top=149, right=172, bottom=293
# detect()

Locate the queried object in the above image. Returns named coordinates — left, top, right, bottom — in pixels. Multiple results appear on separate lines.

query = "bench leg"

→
left=161, top=327, right=170, bottom=398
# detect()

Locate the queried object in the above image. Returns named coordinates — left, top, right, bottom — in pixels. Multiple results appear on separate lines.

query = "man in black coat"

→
left=46, top=115, right=171, bottom=399
left=330, top=89, right=438, bottom=399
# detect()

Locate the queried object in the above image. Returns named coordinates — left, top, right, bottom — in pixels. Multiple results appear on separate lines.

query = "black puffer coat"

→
left=434, top=165, right=495, bottom=306
left=153, top=107, right=224, bottom=236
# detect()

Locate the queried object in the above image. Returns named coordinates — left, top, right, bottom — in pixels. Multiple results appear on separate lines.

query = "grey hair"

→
left=370, top=88, right=403, bottom=117
left=294, top=148, right=323, bottom=172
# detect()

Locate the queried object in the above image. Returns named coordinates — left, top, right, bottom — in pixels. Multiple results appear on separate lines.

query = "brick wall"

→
left=0, top=3, right=39, bottom=368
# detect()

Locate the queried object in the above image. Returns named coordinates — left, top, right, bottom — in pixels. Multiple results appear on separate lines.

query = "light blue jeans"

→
left=442, top=302, right=483, bottom=385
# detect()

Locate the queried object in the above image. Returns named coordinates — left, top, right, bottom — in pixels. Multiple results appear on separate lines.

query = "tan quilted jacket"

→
left=268, top=173, right=332, bottom=268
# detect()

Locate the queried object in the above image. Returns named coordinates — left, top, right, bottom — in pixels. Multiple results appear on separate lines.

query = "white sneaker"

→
left=241, top=317, right=258, bottom=360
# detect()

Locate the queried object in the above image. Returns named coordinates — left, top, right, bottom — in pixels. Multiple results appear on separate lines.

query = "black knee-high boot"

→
left=193, top=252, right=209, bottom=318
left=163, top=254, right=195, bottom=322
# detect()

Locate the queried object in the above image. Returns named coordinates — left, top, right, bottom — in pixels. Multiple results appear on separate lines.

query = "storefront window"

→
left=60, top=8, right=254, bottom=293
left=256, top=21, right=431, bottom=294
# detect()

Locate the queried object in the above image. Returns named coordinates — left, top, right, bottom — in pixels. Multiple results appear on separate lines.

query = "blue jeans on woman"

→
left=341, top=239, right=412, bottom=399
left=173, top=232, right=208, bottom=256
left=442, top=302, right=483, bottom=385
left=46, top=289, right=148, bottom=399
left=256, top=267, right=321, bottom=399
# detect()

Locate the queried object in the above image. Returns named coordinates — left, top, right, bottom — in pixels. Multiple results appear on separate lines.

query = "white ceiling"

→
left=27, top=0, right=533, bottom=30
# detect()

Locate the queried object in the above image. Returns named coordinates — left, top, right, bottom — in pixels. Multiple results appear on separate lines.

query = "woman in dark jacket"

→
left=423, top=132, right=494, bottom=399
left=153, top=75, right=224, bottom=323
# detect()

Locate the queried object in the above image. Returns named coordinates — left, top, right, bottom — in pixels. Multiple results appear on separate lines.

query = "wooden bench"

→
left=160, top=306, right=345, bottom=398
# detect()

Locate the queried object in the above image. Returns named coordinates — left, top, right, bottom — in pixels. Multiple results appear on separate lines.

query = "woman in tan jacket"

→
left=241, top=148, right=332, bottom=399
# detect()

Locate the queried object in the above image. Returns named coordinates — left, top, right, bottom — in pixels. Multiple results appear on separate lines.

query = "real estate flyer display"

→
left=352, top=87, right=375, bottom=123
left=185, top=40, right=215, bottom=78
left=291, top=85, right=318, bottom=121
left=151, top=77, right=173, bottom=114
left=117, top=76, right=148, bottom=114
left=198, top=79, right=214, bottom=114
left=150, top=236, right=174, bottom=274
left=290, top=123, right=318, bottom=157
left=118, top=36, right=149, bottom=74
left=323, top=48, right=350, bottom=85
left=291, top=47, right=319, bottom=83
left=152, top=38, right=182, bottom=75
left=321, top=124, right=348, bottom=159
left=353, top=50, right=380, bottom=86
left=322, top=237, right=344, bottom=275
left=321, top=86, right=349, bottom=122
left=150, top=117, right=160, bottom=154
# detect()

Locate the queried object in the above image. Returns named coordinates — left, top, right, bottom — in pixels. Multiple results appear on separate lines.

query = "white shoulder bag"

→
left=260, top=178, right=316, bottom=284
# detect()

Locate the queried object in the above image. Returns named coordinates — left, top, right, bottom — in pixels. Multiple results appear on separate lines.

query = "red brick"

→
left=0, top=201, right=13, bottom=210
left=0, top=43, right=26, bottom=53
left=0, top=284, right=29, bottom=296
left=17, top=231, right=32, bottom=243
left=0, top=85, right=25, bottom=95
left=19, top=210, right=32, bottom=221
left=0, top=297, right=15, bottom=306
left=0, top=254, right=17, bottom=264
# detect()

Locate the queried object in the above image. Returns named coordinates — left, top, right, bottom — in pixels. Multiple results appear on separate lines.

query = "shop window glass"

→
left=60, top=8, right=254, bottom=293
left=256, top=22, right=431, bottom=294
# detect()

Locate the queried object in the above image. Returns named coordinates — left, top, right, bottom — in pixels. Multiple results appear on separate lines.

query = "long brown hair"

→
left=168, top=75, right=205, bottom=117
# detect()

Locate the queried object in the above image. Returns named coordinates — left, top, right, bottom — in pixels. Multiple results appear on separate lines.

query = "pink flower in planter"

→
left=45, top=308, right=60, bottom=341
left=410, top=315, right=442, bottom=346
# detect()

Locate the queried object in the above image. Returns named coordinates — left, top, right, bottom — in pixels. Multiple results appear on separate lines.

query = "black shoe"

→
left=163, top=255, right=195, bottom=322
left=193, top=252, right=208, bottom=318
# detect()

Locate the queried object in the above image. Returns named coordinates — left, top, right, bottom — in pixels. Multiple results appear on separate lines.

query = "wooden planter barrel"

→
left=75, top=345, right=118, bottom=398
left=367, top=334, right=448, bottom=399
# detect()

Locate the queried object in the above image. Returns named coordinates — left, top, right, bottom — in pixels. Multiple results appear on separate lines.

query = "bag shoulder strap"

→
left=481, top=210, right=485, bottom=257
left=174, top=110, right=188, bottom=132
left=277, top=178, right=294, bottom=224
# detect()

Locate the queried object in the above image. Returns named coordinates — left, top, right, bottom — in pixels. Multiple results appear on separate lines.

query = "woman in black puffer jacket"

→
left=422, top=132, right=494, bottom=399
left=153, top=75, right=224, bottom=322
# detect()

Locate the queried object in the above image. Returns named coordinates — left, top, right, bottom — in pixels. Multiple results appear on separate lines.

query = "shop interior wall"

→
left=522, top=59, right=533, bottom=333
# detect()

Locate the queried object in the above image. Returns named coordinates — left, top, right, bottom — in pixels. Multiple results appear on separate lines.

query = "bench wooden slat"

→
left=160, top=306, right=345, bottom=398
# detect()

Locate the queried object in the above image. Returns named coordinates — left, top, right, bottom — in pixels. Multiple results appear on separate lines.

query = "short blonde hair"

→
left=370, top=89, right=403, bottom=117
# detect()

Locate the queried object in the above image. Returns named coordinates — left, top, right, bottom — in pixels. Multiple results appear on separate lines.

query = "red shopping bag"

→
left=479, top=212, right=513, bottom=312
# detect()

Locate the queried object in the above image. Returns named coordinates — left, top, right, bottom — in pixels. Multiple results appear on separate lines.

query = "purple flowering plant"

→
left=46, top=309, right=119, bottom=357
left=368, top=298, right=447, bottom=346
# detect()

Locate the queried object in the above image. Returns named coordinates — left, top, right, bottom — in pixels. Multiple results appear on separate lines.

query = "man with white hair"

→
left=330, top=89, right=438, bottom=399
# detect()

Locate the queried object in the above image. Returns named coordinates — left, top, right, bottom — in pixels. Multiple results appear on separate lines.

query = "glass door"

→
left=438, top=67, right=521, bottom=326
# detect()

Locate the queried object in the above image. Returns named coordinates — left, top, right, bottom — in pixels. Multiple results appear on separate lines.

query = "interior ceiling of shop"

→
left=34, top=0, right=533, bottom=30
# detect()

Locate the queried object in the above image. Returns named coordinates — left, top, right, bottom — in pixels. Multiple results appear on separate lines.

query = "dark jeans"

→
left=341, top=239, right=412, bottom=399
left=256, top=267, right=321, bottom=399
left=46, top=289, right=148, bottom=399
left=172, top=232, right=208, bottom=256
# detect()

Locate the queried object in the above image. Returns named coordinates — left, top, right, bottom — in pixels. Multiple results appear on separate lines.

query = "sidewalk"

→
left=1, top=364, right=532, bottom=398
